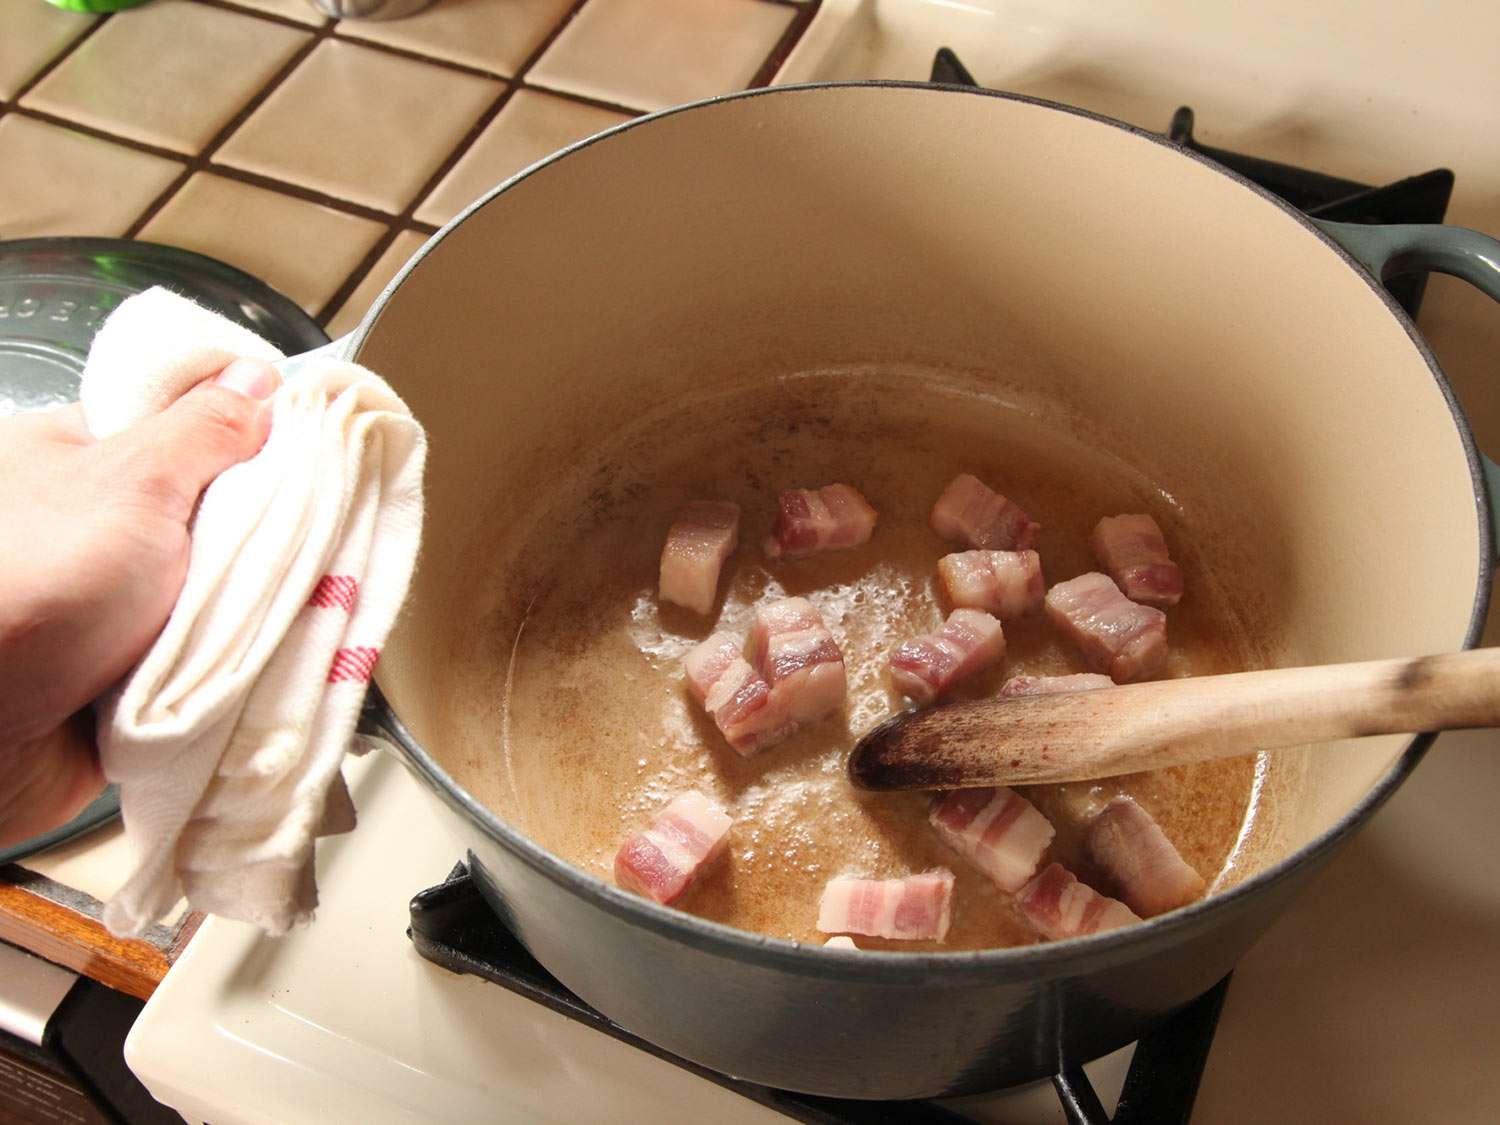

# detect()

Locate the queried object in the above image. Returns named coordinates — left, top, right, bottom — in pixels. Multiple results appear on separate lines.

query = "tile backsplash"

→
left=0, top=2, right=94, bottom=101
left=214, top=38, right=503, bottom=213
left=23, top=0, right=310, bottom=154
left=528, top=0, right=798, bottom=112
left=0, top=0, right=817, bottom=335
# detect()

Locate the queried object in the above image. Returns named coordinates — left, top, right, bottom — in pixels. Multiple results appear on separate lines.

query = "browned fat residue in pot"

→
left=488, top=370, right=1276, bottom=951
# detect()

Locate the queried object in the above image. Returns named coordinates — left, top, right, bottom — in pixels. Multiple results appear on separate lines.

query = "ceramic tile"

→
left=215, top=39, right=501, bottom=215
left=414, top=88, right=629, bottom=225
left=21, top=0, right=309, bottom=155
left=336, top=0, right=574, bottom=78
left=136, top=174, right=386, bottom=313
left=0, top=116, right=183, bottom=238
left=222, top=0, right=330, bottom=24
left=325, top=229, right=427, bottom=337
left=0, top=2, right=95, bottom=101
left=529, top=0, right=794, bottom=112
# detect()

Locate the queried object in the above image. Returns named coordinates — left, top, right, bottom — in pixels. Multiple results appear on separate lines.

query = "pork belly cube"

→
left=763, top=483, right=877, bottom=559
left=1087, top=796, right=1205, bottom=917
left=1044, top=572, right=1167, bottom=682
left=937, top=550, right=1045, bottom=618
left=929, top=787, right=1054, bottom=892
left=1000, top=672, right=1115, bottom=697
left=823, top=935, right=859, bottom=950
left=930, top=473, right=1040, bottom=551
left=890, top=608, right=1006, bottom=705
left=816, top=870, right=955, bottom=942
left=659, top=500, right=741, bottom=614
left=747, top=597, right=847, bottom=724
left=684, top=633, right=793, bottom=754
left=1018, top=863, right=1140, bottom=941
left=614, top=792, right=733, bottom=905
left=1092, top=514, right=1183, bottom=608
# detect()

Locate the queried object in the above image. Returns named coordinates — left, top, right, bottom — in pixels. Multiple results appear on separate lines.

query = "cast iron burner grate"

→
left=409, top=863, right=1229, bottom=1125
left=930, top=47, right=1455, bottom=320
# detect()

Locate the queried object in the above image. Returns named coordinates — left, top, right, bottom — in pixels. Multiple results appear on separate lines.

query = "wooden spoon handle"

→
left=848, top=649, right=1500, bottom=791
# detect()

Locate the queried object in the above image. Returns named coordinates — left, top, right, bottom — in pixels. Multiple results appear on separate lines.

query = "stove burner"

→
left=408, top=863, right=1229, bottom=1125
left=930, top=47, right=1455, bottom=318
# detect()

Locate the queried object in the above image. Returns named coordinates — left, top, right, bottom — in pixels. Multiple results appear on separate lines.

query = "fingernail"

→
left=214, top=358, right=280, bottom=401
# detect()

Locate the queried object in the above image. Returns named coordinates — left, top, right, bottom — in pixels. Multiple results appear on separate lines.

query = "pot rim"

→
left=352, top=81, right=1493, bottom=981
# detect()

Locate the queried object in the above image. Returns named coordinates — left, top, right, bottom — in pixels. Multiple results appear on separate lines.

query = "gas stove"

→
left=125, top=4, right=1500, bottom=1122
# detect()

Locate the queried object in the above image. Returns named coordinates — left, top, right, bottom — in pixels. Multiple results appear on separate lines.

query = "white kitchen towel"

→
left=80, top=287, right=426, bottom=936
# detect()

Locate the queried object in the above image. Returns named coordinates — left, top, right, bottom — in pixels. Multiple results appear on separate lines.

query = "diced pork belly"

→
left=684, top=633, right=793, bottom=754
left=1018, top=863, right=1140, bottom=941
left=823, top=935, right=859, bottom=950
left=614, top=792, right=733, bottom=905
left=1044, top=572, right=1168, bottom=683
left=659, top=500, right=741, bottom=614
left=929, top=787, right=1054, bottom=892
left=763, top=483, right=877, bottom=559
left=746, top=597, right=847, bottom=724
left=1000, top=672, right=1115, bottom=697
left=930, top=473, right=1040, bottom=551
left=1086, top=796, right=1206, bottom=918
left=1092, top=514, right=1184, bottom=608
left=889, top=609, right=1006, bottom=705
left=937, top=550, right=1045, bottom=618
left=817, top=870, right=956, bottom=942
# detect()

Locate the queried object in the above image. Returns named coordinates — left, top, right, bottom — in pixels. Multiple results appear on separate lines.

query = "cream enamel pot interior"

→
left=328, top=84, right=1498, bottom=1098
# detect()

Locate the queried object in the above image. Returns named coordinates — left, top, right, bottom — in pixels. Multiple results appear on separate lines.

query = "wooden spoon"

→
left=848, top=650, right=1500, bottom=791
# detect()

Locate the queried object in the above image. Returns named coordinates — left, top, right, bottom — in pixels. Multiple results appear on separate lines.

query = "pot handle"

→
left=1315, top=219, right=1500, bottom=557
left=356, top=685, right=401, bottom=743
left=274, top=331, right=356, bottom=377
left=1314, top=220, right=1500, bottom=302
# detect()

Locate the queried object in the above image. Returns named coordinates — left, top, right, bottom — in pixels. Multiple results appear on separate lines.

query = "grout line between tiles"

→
left=204, top=164, right=408, bottom=223
left=327, top=30, right=520, bottom=82
left=6, top=104, right=191, bottom=163
left=320, top=0, right=819, bottom=84
left=514, top=81, right=647, bottom=119
left=191, top=0, right=538, bottom=84
left=749, top=0, right=822, bottom=89
left=311, top=0, right=597, bottom=325
left=189, top=0, right=332, bottom=30
left=3, top=12, right=114, bottom=112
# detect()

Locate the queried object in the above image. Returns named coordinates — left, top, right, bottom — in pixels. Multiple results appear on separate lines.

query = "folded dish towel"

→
left=80, top=288, right=426, bottom=937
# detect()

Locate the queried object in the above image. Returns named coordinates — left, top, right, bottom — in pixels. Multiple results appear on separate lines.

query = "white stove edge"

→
left=0, top=944, right=77, bottom=1048
left=126, top=749, right=1137, bottom=1125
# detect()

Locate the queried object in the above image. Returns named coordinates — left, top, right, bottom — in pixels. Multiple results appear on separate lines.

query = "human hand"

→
left=0, top=358, right=281, bottom=848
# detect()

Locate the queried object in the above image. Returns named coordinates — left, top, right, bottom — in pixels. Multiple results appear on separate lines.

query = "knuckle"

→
left=107, top=388, right=264, bottom=511
left=182, top=387, right=260, bottom=452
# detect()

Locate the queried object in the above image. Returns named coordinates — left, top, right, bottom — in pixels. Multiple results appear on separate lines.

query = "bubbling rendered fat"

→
left=486, top=369, right=1282, bottom=951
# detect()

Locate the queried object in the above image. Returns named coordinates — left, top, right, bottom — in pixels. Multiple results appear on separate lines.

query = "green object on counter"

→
left=45, top=0, right=152, bottom=11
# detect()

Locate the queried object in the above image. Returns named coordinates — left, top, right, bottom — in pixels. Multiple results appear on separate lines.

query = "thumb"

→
left=108, top=357, right=281, bottom=523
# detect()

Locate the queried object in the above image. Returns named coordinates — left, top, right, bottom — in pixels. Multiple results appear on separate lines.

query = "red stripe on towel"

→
left=308, top=575, right=359, bottom=612
left=328, top=646, right=380, bottom=683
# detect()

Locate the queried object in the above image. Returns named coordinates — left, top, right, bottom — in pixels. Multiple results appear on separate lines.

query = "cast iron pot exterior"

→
left=375, top=694, right=1349, bottom=1097
left=347, top=83, right=1497, bottom=1098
